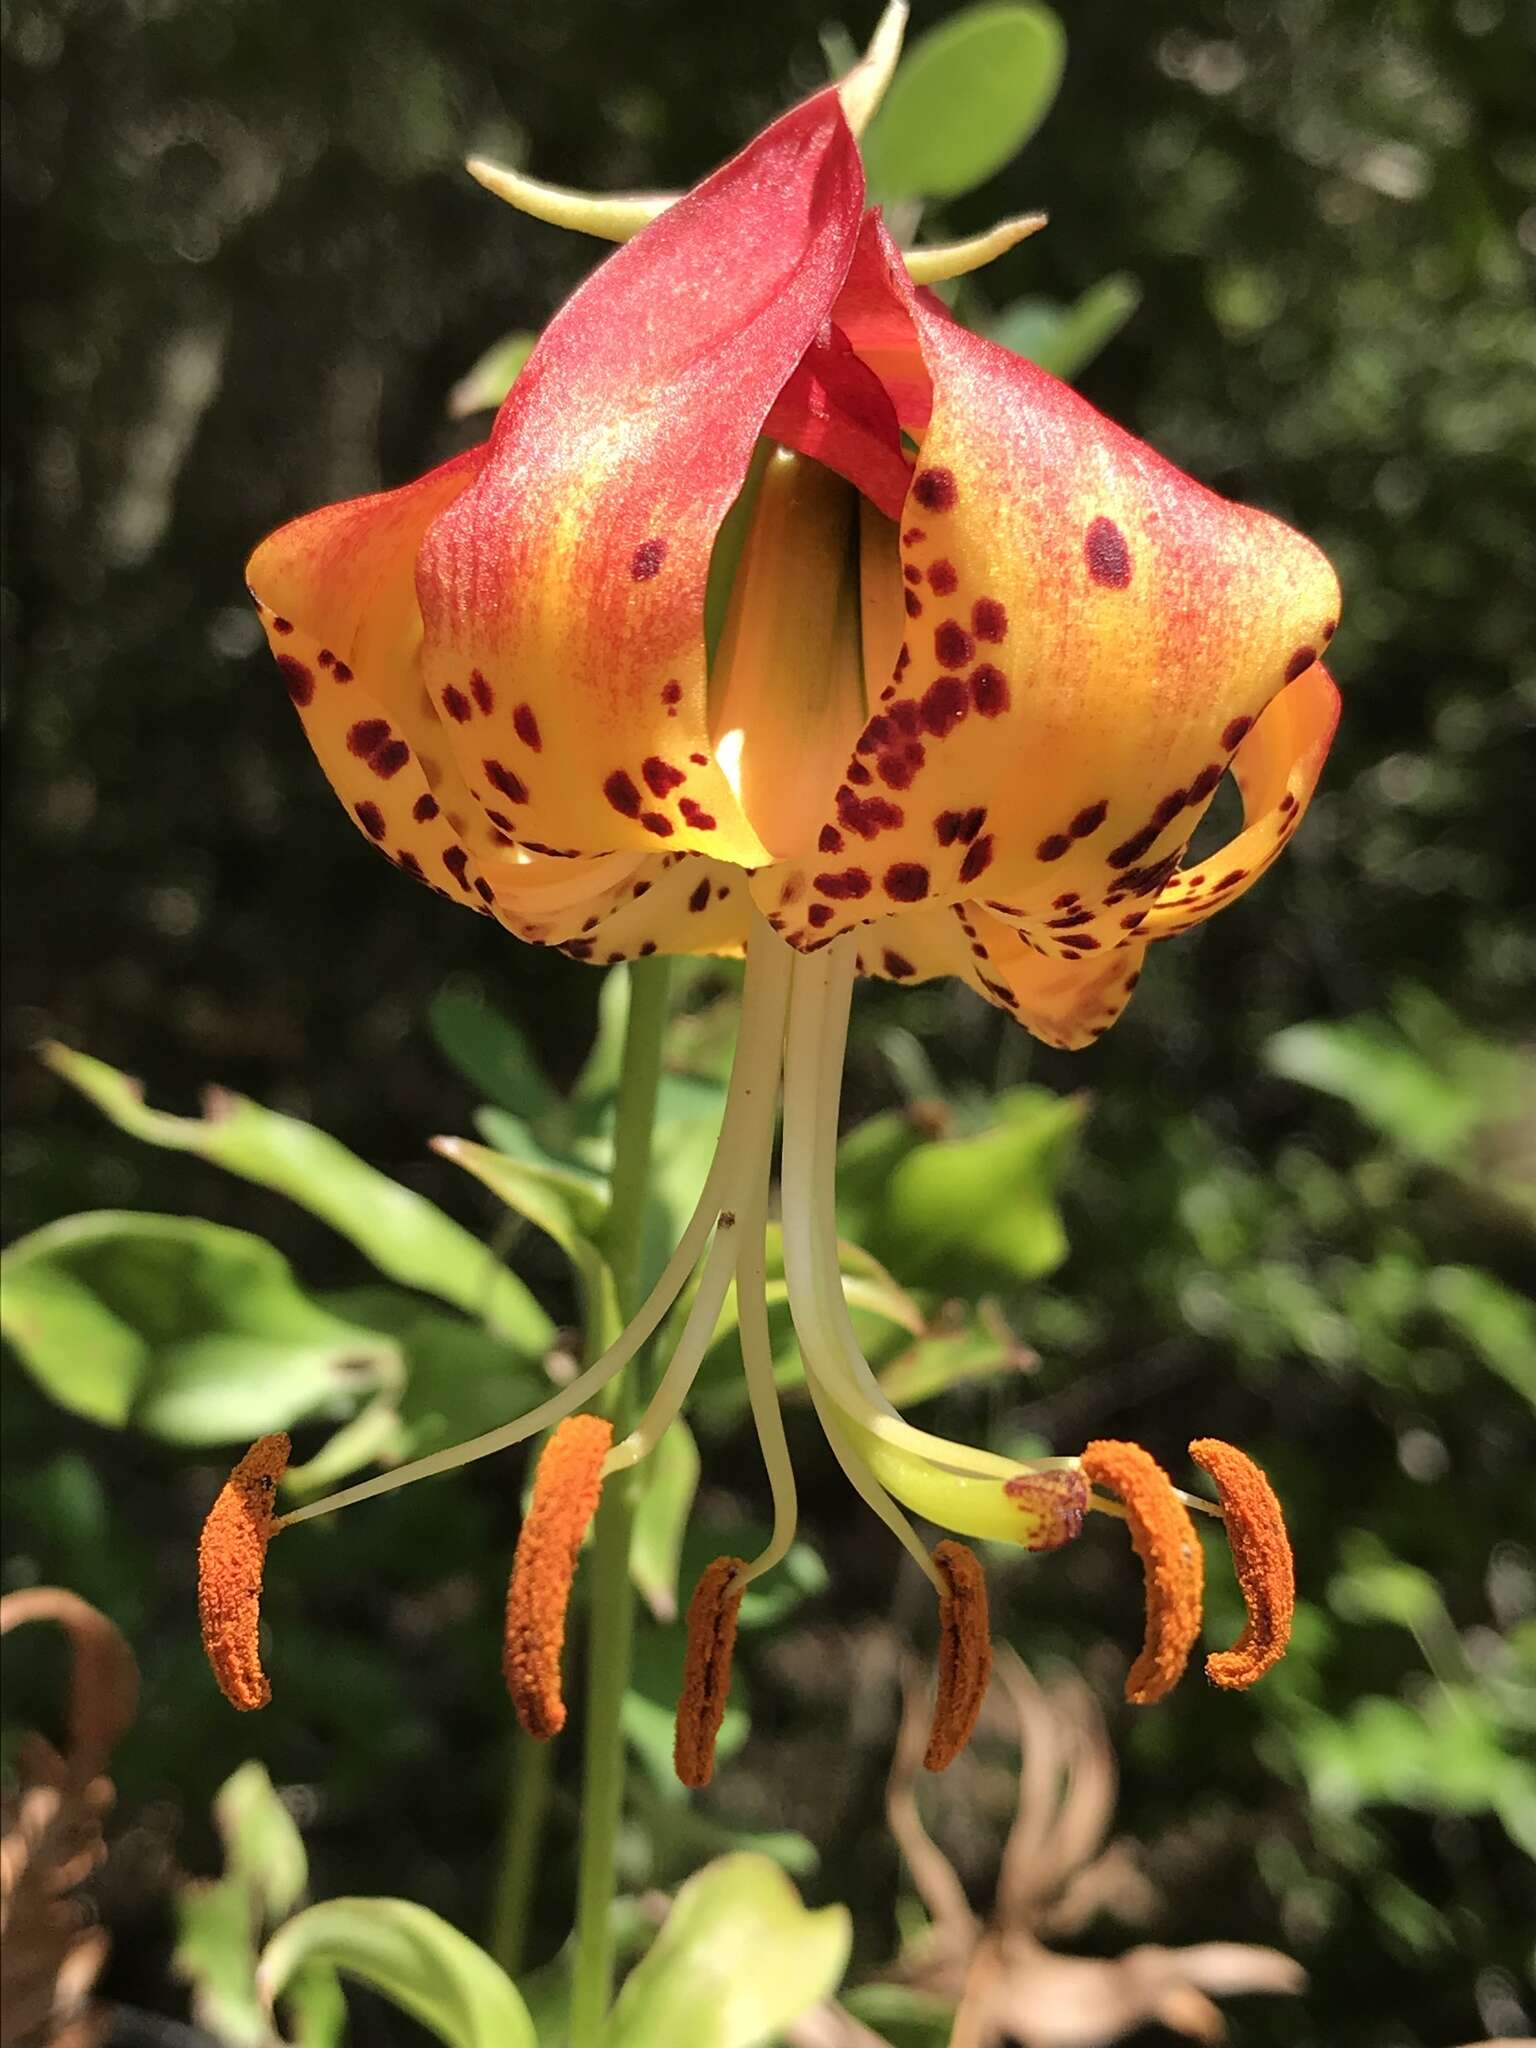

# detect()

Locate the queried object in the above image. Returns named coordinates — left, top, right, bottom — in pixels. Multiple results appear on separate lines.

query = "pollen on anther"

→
left=924, top=1540, right=991, bottom=1772
left=503, top=1415, right=613, bottom=1740
left=1080, top=1440, right=1204, bottom=1706
left=198, top=1432, right=290, bottom=1712
left=675, top=1555, right=747, bottom=1789
left=1189, top=1438, right=1295, bottom=1688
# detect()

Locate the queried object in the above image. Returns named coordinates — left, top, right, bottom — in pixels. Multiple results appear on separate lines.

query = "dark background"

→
left=3, top=1, right=1533, bottom=2044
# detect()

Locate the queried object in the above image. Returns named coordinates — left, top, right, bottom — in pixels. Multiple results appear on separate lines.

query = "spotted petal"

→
left=414, top=91, right=867, bottom=868
left=760, top=218, right=1340, bottom=957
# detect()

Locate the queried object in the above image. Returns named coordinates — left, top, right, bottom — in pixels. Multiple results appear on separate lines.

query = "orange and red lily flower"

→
left=209, top=17, right=1326, bottom=1777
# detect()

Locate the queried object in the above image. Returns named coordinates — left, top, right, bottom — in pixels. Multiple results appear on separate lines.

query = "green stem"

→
left=485, top=1727, right=553, bottom=1976
left=568, top=955, right=673, bottom=2047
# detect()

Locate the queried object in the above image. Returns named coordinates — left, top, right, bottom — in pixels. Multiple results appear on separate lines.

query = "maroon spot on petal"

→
left=372, top=739, right=409, bottom=779
left=1279, top=791, right=1297, bottom=813
left=889, top=700, right=921, bottom=737
left=928, top=559, right=958, bottom=595
left=959, top=834, right=994, bottom=884
left=1048, top=909, right=1095, bottom=929
left=474, top=876, right=496, bottom=904
left=971, top=597, right=1007, bottom=643
left=565, top=940, right=594, bottom=960
left=276, top=655, right=313, bottom=706
left=904, top=589, right=923, bottom=618
left=883, top=861, right=929, bottom=903
left=470, top=670, right=495, bottom=714
left=838, top=786, right=904, bottom=839
left=902, top=527, right=926, bottom=547
left=630, top=538, right=668, bottom=580
left=934, top=620, right=974, bottom=668
left=1121, top=909, right=1148, bottom=929
left=484, top=759, right=530, bottom=805
left=347, top=718, right=391, bottom=758
left=1150, top=789, right=1188, bottom=831
left=807, top=903, right=833, bottom=928
left=1107, top=824, right=1159, bottom=870
left=688, top=877, right=711, bottom=913
left=815, top=868, right=872, bottom=900
left=1070, top=799, right=1108, bottom=840
left=1216, top=868, right=1247, bottom=888
left=1284, top=645, right=1317, bottom=682
left=512, top=703, right=542, bottom=751
left=661, top=679, right=683, bottom=706
left=485, top=809, right=516, bottom=832
left=397, top=850, right=424, bottom=878
left=354, top=800, right=386, bottom=841
left=632, top=880, right=652, bottom=898
left=643, top=755, right=685, bottom=797
left=882, top=949, right=915, bottom=978
left=876, top=743, right=925, bottom=791
left=641, top=812, right=674, bottom=837
left=1221, top=714, right=1253, bottom=751
left=913, top=467, right=957, bottom=513
left=442, top=846, right=471, bottom=890
left=971, top=664, right=1010, bottom=717
left=903, top=564, right=923, bottom=585
left=1084, top=516, right=1132, bottom=588
left=412, top=793, right=440, bottom=823
left=1058, top=931, right=1101, bottom=950
left=678, top=798, right=717, bottom=829
left=818, top=825, right=844, bottom=854
left=331, top=660, right=353, bottom=682
left=441, top=685, right=472, bottom=722
left=1322, top=618, right=1337, bottom=642
left=604, top=770, right=642, bottom=818
left=921, top=676, right=968, bottom=738
left=1036, top=833, right=1071, bottom=862
left=1186, top=762, right=1223, bottom=804
left=271, top=616, right=294, bottom=635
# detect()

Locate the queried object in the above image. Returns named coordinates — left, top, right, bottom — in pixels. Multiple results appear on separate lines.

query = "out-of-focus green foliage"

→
left=3, top=0, right=1533, bottom=2043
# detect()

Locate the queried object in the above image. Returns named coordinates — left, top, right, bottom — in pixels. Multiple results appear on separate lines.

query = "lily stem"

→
left=568, top=954, right=673, bottom=2047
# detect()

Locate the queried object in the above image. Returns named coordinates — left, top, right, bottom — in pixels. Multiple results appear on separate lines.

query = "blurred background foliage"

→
left=2, top=0, right=1534, bottom=2044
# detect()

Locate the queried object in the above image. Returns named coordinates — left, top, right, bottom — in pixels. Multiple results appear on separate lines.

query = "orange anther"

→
left=1189, top=1438, right=1295, bottom=1688
left=674, top=1555, right=748, bottom=1789
left=503, top=1414, right=613, bottom=1739
left=924, top=1539, right=993, bottom=1772
left=1080, top=1440, right=1203, bottom=1706
left=198, top=1433, right=290, bottom=1712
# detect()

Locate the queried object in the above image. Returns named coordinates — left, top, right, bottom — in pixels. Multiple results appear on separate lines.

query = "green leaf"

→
left=987, top=273, right=1142, bottom=380
left=0, top=1211, right=399, bottom=1439
left=861, top=3, right=1066, bottom=203
left=630, top=1417, right=700, bottom=1622
left=602, top=1854, right=851, bottom=2048
left=43, top=1043, right=552, bottom=1350
left=877, top=1303, right=1038, bottom=1409
left=871, top=1088, right=1084, bottom=1289
left=175, top=1876, right=271, bottom=2048
left=216, top=1762, right=309, bottom=1921
left=1426, top=1265, right=1536, bottom=1405
left=843, top=1982, right=957, bottom=2048
left=429, top=980, right=558, bottom=1122
left=447, top=330, right=538, bottom=418
left=258, top=1898, right=535, bottom=2048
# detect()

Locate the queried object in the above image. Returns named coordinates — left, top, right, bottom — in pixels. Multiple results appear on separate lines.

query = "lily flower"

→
left=206, top=8, right=1329, bottom=1780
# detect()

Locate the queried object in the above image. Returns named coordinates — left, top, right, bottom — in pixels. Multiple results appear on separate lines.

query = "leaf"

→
left=430, top=980, right=558, bottom=1122
left=843, top=1982, right=957, bottom=2047
left=987, top=273, right=1142, bottom=380
left=0, top=1211, right=399, bottom=1438
left=448, top=330, right=538, bottom=418
left=630, top=1417, right=700, bottom=1622
left=861, top=2, right=1066, bottom=203
left=42, top=1043, right=552, bottom=1350
left=602, top=1854, right=851, bottom=2048
left=175, top=1876, right=271, bottom=2048
left=877, top=1303, right=1039, bottom=1409
left=870, top=1088, right=1084, bottom=1290
left=1425, top=1265, right=1536, bottom=1405
left=258, top=1898, right=535, bottom=2048
left=216, top=1762, right=309, bottom=1921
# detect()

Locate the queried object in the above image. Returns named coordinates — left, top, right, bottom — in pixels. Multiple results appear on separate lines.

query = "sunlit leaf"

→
left=0, top=1212, right=399, bottom=1439
left=448, top=330, right=538, bottom=417
left=631, top=1417, right=701, bottom=1622
left=258, top=1898, right=535, bottom=2048
left=42, top=1044, right=552, bottom=1348
left=601, top=1854, right=851, bottom=2048
left=430, top=979, right=558, bottom=1122
left=216, top=1761, right=309, bottom=1921
left=862, top=3, right=1066, bottom=203
left=987, top=273, right=1142, bottom=380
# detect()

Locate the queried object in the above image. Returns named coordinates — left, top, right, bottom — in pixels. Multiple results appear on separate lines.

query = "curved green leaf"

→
left=862, top=2, right=1066, bottom=203
left=43, top=1043, right=551, bottom=1349
left=258, top=1898, right=534, bottom=2048
left=602, top=1853, right=850, bottom=2048
left=988, top=273, right=1142, bottom=381
left=0, top=1211, right=399, bottom=1437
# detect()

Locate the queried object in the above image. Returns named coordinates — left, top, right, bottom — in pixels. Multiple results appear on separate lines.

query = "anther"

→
left=503, top=1414, right=613, bottom=1739
left=1189, top=1438, right=1295, bottom=1688
left=924, top=1540, right=993, bottom=1772
left=1080, top=1440, right=1203, bottom=1706
left=675, top=1556, right=748, bottom=1789
left=198, top=1433, right=290, bottom=1712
